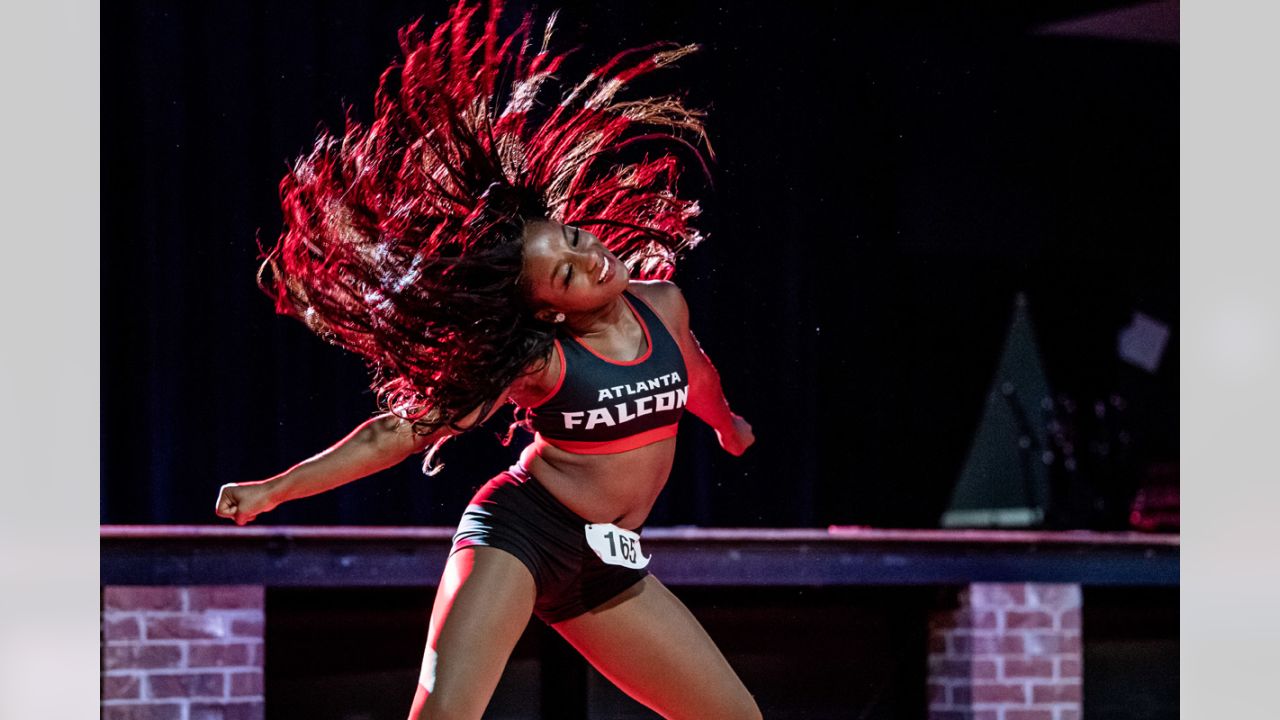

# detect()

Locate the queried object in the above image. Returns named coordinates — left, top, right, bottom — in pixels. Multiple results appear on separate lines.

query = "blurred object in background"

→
left=1129, top=461, right=1180, bottom=532
left=942, top=292, right=1173, bottom=532
left=1041, top=391, right=1141, bottom=530
left=943, top=293, right=1051, bottom=528
left=1033, top=0, right=1180, bottom=43
left=1118, top=310, right=1171, bottom=373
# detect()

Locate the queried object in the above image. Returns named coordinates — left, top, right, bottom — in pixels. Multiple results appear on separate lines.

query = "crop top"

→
left=526, top=289, right=689, bottom=454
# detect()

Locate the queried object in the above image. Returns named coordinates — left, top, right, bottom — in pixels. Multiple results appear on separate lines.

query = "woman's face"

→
left=521, top=219, right=630, bottom=320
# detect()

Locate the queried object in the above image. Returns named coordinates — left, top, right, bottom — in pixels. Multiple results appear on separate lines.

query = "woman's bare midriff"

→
left=518, top=435, right=676, bottom=531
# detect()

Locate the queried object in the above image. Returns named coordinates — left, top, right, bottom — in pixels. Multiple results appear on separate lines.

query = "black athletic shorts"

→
left=449, top=465, right=649, bottom=625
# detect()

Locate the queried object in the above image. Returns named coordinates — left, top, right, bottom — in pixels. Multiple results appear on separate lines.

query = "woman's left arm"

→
left=649, top=282, right=755, bottom=456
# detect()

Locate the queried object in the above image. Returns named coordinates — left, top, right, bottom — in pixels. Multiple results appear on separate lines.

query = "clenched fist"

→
left=215, top=481, right=280, bottom=526
left=716, top=413, right=755, bottom=457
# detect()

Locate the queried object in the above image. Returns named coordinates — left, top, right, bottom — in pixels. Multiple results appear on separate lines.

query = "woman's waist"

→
left=517, top=438, right=674, bottom=530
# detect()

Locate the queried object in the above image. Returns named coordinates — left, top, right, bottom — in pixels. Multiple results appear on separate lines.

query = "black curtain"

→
left=102, top=0, right=1177, bottom=527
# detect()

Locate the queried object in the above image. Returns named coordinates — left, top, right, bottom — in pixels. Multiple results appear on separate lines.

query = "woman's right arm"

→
left=214, top=395, right=506, bottom=525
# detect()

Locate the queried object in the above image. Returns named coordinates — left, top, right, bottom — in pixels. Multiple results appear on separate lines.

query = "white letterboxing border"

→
left=1, top=0, right=1270, bottom=716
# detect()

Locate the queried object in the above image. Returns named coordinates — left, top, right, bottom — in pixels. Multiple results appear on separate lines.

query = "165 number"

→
left=602, top=531, right=637, bottom=562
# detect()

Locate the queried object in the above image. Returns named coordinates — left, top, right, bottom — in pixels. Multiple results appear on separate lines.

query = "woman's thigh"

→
left=408, top=546, right=537, bottom=720
left=551, top=574, right=762, bottom=720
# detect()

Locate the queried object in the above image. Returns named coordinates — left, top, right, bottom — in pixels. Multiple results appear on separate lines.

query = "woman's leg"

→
left=408, top=546, right=537, bottom=720
left=551, top=574, right=762, bottom=720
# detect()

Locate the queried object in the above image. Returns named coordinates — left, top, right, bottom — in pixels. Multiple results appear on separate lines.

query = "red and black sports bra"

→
left=526, top=290, right=688, bottom=454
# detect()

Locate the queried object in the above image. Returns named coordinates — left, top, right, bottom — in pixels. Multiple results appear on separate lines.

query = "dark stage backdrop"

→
left=102, top=1, right=1177, bottom=528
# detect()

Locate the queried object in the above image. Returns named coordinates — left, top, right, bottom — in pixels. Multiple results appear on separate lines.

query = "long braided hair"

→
left=260, top=0, right=711, bottom=471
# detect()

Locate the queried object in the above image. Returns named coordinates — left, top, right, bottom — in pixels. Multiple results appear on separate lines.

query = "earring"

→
left=553, top=313, right=566, bottom=323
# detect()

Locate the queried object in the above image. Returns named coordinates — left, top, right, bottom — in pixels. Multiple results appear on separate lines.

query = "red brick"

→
left=1029, top=584, right=1080, bottom=610
left=972, top=683, right=1027, bottom=703
left=929, top=657, right=999, bottom=680
left=929, top=634, right=947, bottom=653
left=249, top=643, right=264, bottom=667
left=188, top=643, right=252, bottom=668
left=971, top=584, right=1027, bottom=608
left=225, top=702, right=265, bottom=720
left=1006, top=711, right=1054, bottom=720
left=147, top=672, right=226, bottom=699
left=147, top=615, right=227, bottom=640
left=972, top=660, right=997, bottom=680
left=1026, top=633, right=1064, bottom=655
left=104, top=617, right=142, bottom=641
left=187, top=587, right=264, bottom=612
left=1060, top=658, right=1082, bottom=678
left=949, top=684, right=972, bottom=705
left=102, top=674, right=141, bottom=699
left=927, top=712, right=972, bottom=720
left=927, top=683, right=947, bottom=703
left=953, top=631, right=1026, bottom=656
left=104, top=587, right=184, bottom=612
left=189, top=707, right=222, bottom=720
left=1004, top=658, right=1054, bottom=679
left=229, top=618, right=264, bottom=638
left=1061, top=634, right=1081, bottom=653
left=1058, top=710, right=1081, bottom=720
left=971, top=633, right=1023, bottom=655
left=1033, top=683, right=1082, bottom=703
left=101, top=704, right=184, bottom=720
left=1006, top=611, right=1054, bottom=629
left=190, top=703, right=265, bottom=720
left=929, top=658, right=972, bottom=679
left=104, top=644, right=182, bottom=671
left=230, top=671, right=263, bottom=697
left=1059, top=608, right=1081, bottom=630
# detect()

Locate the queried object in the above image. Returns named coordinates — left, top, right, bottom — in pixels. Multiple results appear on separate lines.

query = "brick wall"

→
left=101, top=586, right=265, bottom=720
left=927, top=583, right=1082, bottom=720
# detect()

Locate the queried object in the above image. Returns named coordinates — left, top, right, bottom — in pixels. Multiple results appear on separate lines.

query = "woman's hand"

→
left=716, top=414, right=755, bottom=456
left=215, top=480, right=281, bottom=526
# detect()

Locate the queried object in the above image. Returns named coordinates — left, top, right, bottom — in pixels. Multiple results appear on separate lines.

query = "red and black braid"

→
left=258, top=0, right=711, bottom=470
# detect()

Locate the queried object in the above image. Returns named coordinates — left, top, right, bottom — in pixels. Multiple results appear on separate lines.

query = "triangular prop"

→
left=942, top=292, right=1052, bottom=528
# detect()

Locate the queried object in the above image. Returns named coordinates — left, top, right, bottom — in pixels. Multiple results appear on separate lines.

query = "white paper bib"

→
left=584, top=523, right=651, bottom=569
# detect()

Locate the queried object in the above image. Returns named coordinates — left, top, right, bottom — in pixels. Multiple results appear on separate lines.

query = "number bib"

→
left=584, top=523, right=651, bottom=570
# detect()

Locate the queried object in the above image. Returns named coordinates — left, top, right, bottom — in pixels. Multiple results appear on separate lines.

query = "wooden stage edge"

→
left=101, top=525, right=1179, bottom=587
left=101, top=524, right=1179, bottom=545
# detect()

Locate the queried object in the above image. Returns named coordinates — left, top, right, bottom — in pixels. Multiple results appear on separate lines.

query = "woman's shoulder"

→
left=508, top=338, right=563, bottom=409
left=627, top=279, right=689, bottom=332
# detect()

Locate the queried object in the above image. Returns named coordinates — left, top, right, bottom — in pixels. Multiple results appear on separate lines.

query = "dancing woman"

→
left=215, top=2, right=758, bottom=718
